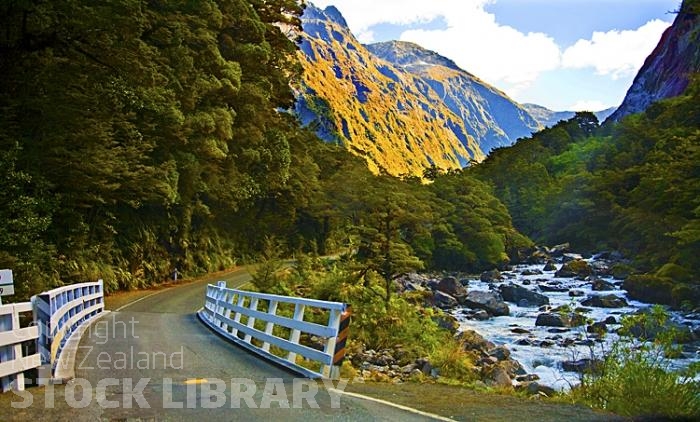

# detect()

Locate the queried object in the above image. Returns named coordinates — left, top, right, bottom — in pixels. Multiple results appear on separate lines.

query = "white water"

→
left=453, top=257, right=700, bottom=390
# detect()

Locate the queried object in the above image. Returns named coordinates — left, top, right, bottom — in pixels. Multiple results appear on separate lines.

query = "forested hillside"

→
left=2, top=0, right=698, bottom=309
left=471, top=77, right=700, bottom=306
left=0, top=1, right=525, bottom=300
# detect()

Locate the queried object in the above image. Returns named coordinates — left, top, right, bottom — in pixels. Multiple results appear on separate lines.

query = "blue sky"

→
left=311, top=0, right=680, bottom=111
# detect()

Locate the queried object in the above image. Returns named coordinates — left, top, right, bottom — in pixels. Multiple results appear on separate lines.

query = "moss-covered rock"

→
left=623, top=274, right=700, bottom=308
left=622, top=274, right=675, bottom=305
left=611, top=263, right=634, bottom=280
left=655, top=263, right=692, bottom=283
left=555, top=259, right=592, bottom=278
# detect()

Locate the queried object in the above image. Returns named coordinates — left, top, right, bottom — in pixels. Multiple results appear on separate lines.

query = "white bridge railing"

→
left=0, top=302, right=41, bottom=392
left=1, top=280, right=105, bottom=392
left=198, top=281, right=350, bottom=379
left=33, top=280, right=104, bottom=373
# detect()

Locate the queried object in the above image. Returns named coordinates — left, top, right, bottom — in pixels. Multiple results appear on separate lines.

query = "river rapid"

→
left=452, top=254, right=700, bottom=390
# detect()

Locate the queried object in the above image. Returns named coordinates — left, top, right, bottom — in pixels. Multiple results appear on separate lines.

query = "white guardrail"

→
left=198, top=281, right=351, bottom=379
left=33, top=280, right=105, bottom=375
left=0, top=302, right=41, bottom=392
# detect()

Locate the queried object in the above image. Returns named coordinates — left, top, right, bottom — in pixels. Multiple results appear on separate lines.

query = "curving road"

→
left=6, top=267, right=443, bottom=421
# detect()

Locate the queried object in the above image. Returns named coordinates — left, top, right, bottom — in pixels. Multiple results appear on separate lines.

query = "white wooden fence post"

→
left=0, top=307, right=13, bottom=391
left=322, top=309, right=342, bottom=378
left=262, top=300, right=278, bottom=352
left=286, top=303, right=305, bottom=364
left=197, top=286, right=348, bottom=379
left=244, top=298, right=259, bottom=344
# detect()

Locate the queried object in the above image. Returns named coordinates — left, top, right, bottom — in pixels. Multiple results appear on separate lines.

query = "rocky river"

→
left=446, top=250, right=700, bottom=390
left=349, top=247, right=700, bottom=393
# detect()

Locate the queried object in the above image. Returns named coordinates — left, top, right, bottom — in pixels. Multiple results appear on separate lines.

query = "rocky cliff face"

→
left=295, top=4, right=541, bottom=176
left=367, top=41, right=542, bottom=153
left=607, top=0, right=700, bottom=122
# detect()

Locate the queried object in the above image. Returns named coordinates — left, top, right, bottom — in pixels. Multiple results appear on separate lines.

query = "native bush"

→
left=570, top=306, right=700, bottom=419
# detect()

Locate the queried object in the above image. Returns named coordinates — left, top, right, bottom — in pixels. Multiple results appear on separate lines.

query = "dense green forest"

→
left=1, top=1, right=698, bottom=308
left=0, top=0, right=525, bottom=300
left=470, top=79, right=700, bottom=307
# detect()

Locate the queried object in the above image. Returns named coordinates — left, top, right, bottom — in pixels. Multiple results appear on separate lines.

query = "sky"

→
left=310, top=0, right=681, bottom=111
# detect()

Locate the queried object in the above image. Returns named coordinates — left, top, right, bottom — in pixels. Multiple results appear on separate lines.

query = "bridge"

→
left=1, top=267, right=448, bottom=421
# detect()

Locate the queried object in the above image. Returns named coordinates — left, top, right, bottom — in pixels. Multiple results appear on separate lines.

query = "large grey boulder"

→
left=535, top=313, right=569, bottom=327
left=463, top=291, right=510, bottom=316
left=499, top=284, right=549, bottom=307
left=591, top=279, right=615, bottom=291
left=436, top=276, right=467, bottom=298
left=433, top=290, right=458, bottom=308
left=480, top=269, right=504, bottom=283
left=581, top=294, right=628, bottom=308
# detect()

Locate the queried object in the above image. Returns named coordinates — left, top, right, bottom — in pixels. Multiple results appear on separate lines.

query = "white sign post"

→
left=0, top=269, right=14, bottom=304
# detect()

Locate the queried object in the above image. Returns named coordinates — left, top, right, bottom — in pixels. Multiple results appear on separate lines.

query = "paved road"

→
left=5, top=268, right=441, bottom=421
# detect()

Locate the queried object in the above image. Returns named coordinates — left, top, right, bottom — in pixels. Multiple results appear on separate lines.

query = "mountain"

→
left=523, top=103, right=616, bottom=128
left=367, top=41, right=542, bottom=153
left=295, top=4, right=541, bottom=176
left=607, top=1, right=700, bottom=122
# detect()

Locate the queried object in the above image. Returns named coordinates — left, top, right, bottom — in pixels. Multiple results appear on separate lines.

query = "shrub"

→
left=429, top=337, right=479, bottom=383
left=655, top=263, right=692, bottom=283
left=570, top=306, right=700, bottom=419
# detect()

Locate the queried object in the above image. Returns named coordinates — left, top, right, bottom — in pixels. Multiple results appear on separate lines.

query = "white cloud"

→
left=312, top=0, right=561, bottom=90
left=312, top=0, right=459, bottom=38
left=400, top=22, right=561, bottom=89
left=562, top=19, right=671, bottom=79
left=568, top=100, right=610, bottom=112
left=310, top=1, right=672, bottom=107
left=355, top=29, right=375, bottom=44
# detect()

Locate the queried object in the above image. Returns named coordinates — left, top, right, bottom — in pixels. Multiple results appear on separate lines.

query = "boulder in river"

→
left=539, top=283, right=568, bottom=292
left=562, top=359, right=602, bottom=374
left=555, top=259, right=592, bottom=278
left=488, top=345, right=511, bottom=361
left=464, top=291, right=510, bottom=316
left=587, top=321, right=608, bottom=334
left=543, top=260, right=558, bottom=272
left=548, top=243, right=570, bottom=257
left=433, top=290, right=458, bottom=309
left=472, top=310, right=490, bottom=321
left=480, top=269, right=504, bottom=283
left=581, top=294, right=628, bottom=308
left=499, top=284, right=549, bottom=307
left=591, top=279, right=615, bottom=291
left=589, top=261, right=612, bottom=276
left=436, top=276, right=467, bottom=299
left=535, top=313, right=569, bottom=327
left=527, top=247, right=551, bottom=264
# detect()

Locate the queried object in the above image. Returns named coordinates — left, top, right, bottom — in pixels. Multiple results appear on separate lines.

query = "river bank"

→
left=351, top=246, right=700, bottom=394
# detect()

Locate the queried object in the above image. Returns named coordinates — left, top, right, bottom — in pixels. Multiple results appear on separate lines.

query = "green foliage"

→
left=429, top=338, right=479, bottom=383
left=571, top=306, right=700, bottom=419
left=0, top=0, right=528, bottom=301
left=250, top=237, right=287, bottom=294
left=471, top=78, right=700, bottom=304
left=0, top=0, right=306, bottom=296
left=269, top=256, right=469, bottom=370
